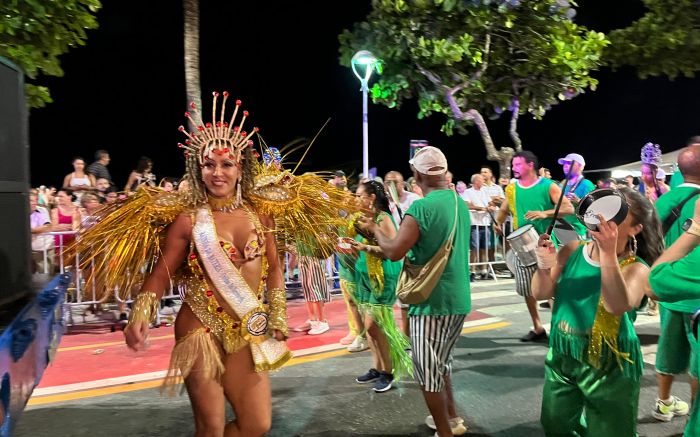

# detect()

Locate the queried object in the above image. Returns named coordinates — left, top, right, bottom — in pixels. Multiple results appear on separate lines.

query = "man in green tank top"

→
left=651, top=144, right=700, bottom=424
left=365, top=146, right=471, bottom=436
left=495, top=151, right=574, bottom=342
left=650, top=196, right=700, bottom=437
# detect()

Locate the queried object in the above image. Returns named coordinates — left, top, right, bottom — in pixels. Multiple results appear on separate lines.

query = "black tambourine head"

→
left=576, top=188, right=629, bottom=231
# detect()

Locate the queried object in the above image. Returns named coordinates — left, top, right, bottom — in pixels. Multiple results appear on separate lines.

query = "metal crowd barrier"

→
left=41, top=232, right=341, bottom=327
left=44, top=218, right=505, bottom=318
left=466, top=214, right=512, bottom=281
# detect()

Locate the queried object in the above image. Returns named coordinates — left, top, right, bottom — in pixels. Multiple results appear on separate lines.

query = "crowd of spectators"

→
left=29, top=149, right=182, bottom=276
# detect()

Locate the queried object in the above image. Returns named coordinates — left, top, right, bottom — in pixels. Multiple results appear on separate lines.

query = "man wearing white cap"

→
left=361, top=146, right=472, bottom=436
left=558, top=153, right=595, bottom=204
left=558, top=153, right=596, bottom=238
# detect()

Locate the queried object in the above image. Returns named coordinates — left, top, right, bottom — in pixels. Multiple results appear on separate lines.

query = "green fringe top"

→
left=550, top=245, right=644, bottom=381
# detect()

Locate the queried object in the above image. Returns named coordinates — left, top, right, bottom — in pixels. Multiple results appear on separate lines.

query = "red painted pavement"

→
left=39, top=299, right=489, bottom=389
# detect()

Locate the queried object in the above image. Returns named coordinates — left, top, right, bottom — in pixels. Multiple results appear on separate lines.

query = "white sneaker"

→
left=347, top=336, right=369, bottom=352
left=308, top=320, right=329, bottom=335
left=426, top=415, right=467, bottom=435
left=293, top=319, right=313, bottom=332
left=652, top=396, right=689, bottom=421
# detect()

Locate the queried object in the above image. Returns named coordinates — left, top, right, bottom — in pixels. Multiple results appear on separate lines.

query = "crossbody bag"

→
left=396, top=191, right=459, bottom=304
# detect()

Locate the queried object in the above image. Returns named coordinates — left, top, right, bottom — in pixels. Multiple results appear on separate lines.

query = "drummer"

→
left=558, top=153, right=596, bottom=238
left=494, top=151, right=575, bottom=342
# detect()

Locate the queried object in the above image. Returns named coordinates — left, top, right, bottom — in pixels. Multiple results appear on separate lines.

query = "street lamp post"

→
left=351, top=50, right=379, bottom=179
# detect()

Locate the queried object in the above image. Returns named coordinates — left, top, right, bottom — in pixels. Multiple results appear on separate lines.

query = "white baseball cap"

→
left=409, top=146, right=448, bottom=175
left=557, top=153, right=586, bottom=167
left=656, top=168, right=666, bottom=179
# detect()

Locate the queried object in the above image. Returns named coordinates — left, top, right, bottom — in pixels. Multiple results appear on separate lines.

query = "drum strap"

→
left=661, top=189, right=700, bottom=235
left=562, top=176, right=584, bottom=195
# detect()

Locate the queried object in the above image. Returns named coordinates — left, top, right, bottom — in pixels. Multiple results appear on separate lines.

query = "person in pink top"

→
left=51, top=189, right=80, bottom=261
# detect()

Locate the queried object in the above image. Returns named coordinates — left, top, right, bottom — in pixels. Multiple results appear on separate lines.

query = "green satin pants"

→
left=686, top=399, right=699, bottom=437
left=541, top=348, right=639, bottom=437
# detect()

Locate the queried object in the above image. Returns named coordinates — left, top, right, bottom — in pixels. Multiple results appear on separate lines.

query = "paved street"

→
left=18, top=279, right=690, bottom=436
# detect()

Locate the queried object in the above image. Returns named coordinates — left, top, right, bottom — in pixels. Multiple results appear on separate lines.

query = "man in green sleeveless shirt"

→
left=651, top=144, right=700, bottom=425
left=365, top=146, right=471, bottom=437
left=495, top=151, right=574, bottom=342
left=650, top=196, right=700, bottom=437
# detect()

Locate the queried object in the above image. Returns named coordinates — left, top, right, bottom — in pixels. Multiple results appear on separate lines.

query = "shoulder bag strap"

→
left=662, top=189, right=700, bottom=235
left=446, top=191, right=459, bottom=249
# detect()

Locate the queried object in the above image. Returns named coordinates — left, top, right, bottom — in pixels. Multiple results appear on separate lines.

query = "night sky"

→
left=28, top=0, right=700, bottom=189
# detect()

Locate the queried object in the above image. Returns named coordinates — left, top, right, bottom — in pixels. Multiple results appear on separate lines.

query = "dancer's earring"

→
left=629, top=235, right=638, bottom=257
left=235, top=178, right=242, bottom=208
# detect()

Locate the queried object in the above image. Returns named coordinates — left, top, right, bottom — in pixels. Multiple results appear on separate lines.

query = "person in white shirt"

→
left=384, top=171, right=421, bottom=226
left=480, top=165, right=505, bottom=204
left=383, top=170, right=421, bottom=337
left=480, top=166, right=506, bottom=264
left=29, top=191, right=54, bottom=274
left=464, top=174, right=496, bottom=280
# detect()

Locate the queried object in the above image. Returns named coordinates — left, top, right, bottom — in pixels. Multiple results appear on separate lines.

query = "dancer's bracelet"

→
left=267, top=287, right=288, bottom=337
left=128, top=291, right=159, bottom=326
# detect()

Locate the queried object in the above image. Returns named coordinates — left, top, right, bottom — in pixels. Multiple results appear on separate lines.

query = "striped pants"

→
left=514, top=254, right=537, bottom=297
left=298, top=256, right=331, bottom=303
left=410, top=314, right=466, bottom=392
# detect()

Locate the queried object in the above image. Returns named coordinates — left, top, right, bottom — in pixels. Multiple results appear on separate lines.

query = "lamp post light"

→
left=351, top=50, right=380, bottom=179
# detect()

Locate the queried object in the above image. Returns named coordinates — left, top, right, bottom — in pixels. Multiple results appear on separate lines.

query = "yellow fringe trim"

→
left=162, top=328, right=225, bottom=396
left=586, top=255, right=638, bottom=371
left=366, top=253, right=385, bottom=297
left=505, top=182, right=517, bottom=229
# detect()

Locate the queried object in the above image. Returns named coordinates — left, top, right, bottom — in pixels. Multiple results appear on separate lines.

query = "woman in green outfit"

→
left=532, top=187, right=664, bottom=436
left=349, top=180, right=412, bottom=393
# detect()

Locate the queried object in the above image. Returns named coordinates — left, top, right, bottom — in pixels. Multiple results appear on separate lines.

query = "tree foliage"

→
left=605, top=0, right=700, bottom=79
left=339, top=0, right=608, bottom=176
left=0, top=0, right=101, bottom=108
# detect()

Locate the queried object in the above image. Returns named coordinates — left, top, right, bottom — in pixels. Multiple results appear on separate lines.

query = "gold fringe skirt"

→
left=162, top=327, right=225, bottom=395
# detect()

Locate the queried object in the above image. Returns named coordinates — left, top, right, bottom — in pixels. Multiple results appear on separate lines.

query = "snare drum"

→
left=506, top=224, right=539, bottom=267
left=552, top=219, right=581, bottom=246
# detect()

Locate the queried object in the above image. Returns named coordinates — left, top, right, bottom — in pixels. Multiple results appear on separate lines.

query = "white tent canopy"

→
left=585, top=148, right=681, bottom=178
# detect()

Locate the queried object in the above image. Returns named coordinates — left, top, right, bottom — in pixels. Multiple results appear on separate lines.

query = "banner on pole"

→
left=410, top=139, right=429, bottom=160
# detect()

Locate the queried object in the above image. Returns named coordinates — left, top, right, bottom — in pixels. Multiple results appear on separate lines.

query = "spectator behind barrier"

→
left=29, top=191, right=54, bottom=274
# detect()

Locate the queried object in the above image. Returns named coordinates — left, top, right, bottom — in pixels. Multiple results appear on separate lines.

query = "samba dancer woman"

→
left=349, top=180, right=412, bottom=392
left=70, top=92, right=348, bottom=436
left=532, top=187, right=664, bottom=436
left=639, top=142, right=669, bottom=204
left=638, top=142, right=667, bottom=316
left=123, top=98, right=289, bottom=436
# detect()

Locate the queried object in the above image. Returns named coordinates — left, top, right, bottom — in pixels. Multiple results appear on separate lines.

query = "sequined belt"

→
left=184, top=278, right=247, bottom=355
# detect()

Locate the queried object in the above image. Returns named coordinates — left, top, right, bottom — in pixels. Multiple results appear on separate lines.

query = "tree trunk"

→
left=509, top=98, right=522, bottom=152
left=444, top=92, right=516, bottom=180
left=464, top=109, right=515, bottom=180
left=183, top=0, right=201, bottom=131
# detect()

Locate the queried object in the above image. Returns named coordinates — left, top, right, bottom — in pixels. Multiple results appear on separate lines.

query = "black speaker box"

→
left=0, top=57, right=31, bottom=304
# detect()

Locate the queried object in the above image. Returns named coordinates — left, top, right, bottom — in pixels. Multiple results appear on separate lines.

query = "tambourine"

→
left=576, top=188, right=629, bottom=231
left=336, top=237, right=355, bottom=254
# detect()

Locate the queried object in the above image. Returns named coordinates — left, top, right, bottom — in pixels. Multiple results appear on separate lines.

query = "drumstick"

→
left=546, top=168, right=572, bottom=235
left=386, top=181, right=403, bottom=220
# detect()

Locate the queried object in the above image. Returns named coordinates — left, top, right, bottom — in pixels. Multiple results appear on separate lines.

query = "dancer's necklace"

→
left=208, top=195, right=237, bottom=212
